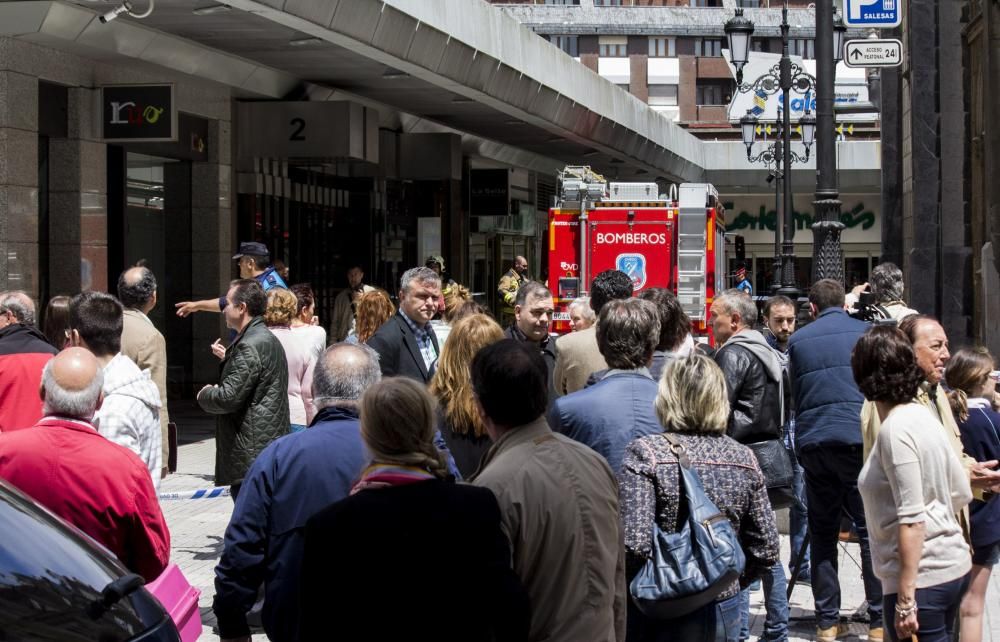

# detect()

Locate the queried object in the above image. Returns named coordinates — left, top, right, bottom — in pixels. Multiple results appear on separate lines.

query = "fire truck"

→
left=547, top=166, right=729, bottom=340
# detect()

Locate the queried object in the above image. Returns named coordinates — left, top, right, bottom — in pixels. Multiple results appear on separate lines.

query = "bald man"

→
left=0, top=347, right=170, bottom=582
left=118, top=265, right=170, bottom=477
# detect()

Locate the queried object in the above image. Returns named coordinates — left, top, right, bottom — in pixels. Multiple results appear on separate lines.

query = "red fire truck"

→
left=547, top=166, right=729, bottom=340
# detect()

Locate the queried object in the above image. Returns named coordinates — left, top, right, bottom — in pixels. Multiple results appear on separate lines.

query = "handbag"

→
left=746, top=438, right=795, bottom=510
left=629, top=432, right=746, bottom=619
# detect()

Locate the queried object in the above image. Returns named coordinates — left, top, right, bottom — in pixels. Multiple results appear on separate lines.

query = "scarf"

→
left=350, top=463, right=436, bottom=495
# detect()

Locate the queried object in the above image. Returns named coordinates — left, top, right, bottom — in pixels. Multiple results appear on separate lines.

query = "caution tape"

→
left=158, top=486, right=230, bottom=501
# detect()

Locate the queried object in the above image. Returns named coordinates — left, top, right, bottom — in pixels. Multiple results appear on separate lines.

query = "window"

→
left=789, top=39, right=815, bottom=60
left=689, top=0, right=723, bottom=6
left=694, top=38, right=722, bottom=57
left=752, top=38, right=770, bottom=53
left=549, top=35, right=579, bottom=57
left=736, top=0, right=761, bottom=7
left=648, top=84, right=678, bottom=106
left=599, top=36, right=628, bottom=58
left=594, top=0, right=623, bottom=5
left=696, top=81, right=731, bottom=105
left=648, top=37, right=676, bottom=58
left=616, top=83, right=631, bottom=93
left=543, top=0, right=580, bottom=5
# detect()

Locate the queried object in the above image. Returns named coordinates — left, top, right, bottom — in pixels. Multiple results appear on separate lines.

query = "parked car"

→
left=0, top=479, right=180, bottom=640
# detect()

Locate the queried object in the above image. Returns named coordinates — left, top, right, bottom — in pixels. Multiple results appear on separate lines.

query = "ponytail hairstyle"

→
left=945, top=347, right=996, bottom=423
left=360, top=377, right=450, bottom=479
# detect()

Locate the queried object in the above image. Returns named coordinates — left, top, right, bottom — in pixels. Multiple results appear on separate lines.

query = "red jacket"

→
left=0, top=324, right=58, bottom=432
left=0, top=417, right=170, bottom=581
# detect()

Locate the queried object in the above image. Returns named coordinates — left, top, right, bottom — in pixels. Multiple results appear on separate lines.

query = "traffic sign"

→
left=844, top=39, right=903, bottom=68
left=842, top=0, right=902, bottom=28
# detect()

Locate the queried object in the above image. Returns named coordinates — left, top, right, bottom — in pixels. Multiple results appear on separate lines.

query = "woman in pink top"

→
left=265, top=289, right=318, bottom=432
left=289, top=284, right=327, bottom=356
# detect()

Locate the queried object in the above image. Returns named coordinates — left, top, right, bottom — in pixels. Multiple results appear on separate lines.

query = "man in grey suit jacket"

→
left=118, top=266, right=170, bottom=478
left=367, top=267, right=441, bottom=384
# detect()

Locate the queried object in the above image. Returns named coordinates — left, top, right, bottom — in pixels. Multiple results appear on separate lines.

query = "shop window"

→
left=648, top=37, right=676, bottom=57
left=694, top=38, right=723, bottom=57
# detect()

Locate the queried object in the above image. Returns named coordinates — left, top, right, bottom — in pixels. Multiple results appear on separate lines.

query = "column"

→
left=0, top=70, right=39, bottom=297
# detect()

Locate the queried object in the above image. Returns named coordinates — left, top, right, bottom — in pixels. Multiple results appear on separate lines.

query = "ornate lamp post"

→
left=726, top=2, right=817, bottom=297
left=739, top=110, right=815, bottom=293
left=811, top=1, right=848, bottom=283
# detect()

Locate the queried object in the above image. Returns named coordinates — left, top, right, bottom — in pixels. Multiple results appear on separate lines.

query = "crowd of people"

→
left=0, top=242, right=998, bottom=642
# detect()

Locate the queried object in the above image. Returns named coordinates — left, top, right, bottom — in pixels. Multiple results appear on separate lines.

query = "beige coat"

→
left=552, top=325, right=608, bottom=396
left=120, top=309, right=169, bottom=471
left=471, top=418, right=625, bottom=642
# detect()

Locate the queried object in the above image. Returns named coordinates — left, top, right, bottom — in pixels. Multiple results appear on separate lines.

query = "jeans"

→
left=883, top=574, right=969, bottom=642
left=628, top=593, right=742, bottom=641
left=739, top=561, right=789, bottom=641
left=798, top=446, right=883, bottom=629
left=788, top=456, right=811, bottom=582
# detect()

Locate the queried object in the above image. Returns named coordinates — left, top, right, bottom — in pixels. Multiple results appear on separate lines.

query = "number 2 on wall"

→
left=289, top=117, right=306, bottom=141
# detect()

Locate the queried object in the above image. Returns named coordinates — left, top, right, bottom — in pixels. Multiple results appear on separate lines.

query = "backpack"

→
left=629, top=433, right=746, bottom=619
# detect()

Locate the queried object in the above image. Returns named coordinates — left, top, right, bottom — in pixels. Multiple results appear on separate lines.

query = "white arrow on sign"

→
left=844, top=38, right=903, bottom=68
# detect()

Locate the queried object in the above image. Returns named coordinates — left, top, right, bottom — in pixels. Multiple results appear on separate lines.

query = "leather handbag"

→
left=746, top=438, right=795, bottom=510
left=629, top=432, right=746, bottom=619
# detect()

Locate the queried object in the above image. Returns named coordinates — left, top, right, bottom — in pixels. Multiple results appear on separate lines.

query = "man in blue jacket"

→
left=548, top=297, right=662, bottom=474
left=212, top=343, right=379, bottom=642
left=787, top=279, right=883, bottom=642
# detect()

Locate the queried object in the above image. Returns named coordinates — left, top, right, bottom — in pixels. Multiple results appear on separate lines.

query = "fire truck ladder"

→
left=676, top=184, right=711, bottom=322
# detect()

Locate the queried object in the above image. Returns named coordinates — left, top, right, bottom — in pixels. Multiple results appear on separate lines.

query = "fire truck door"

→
left=588, top=218, right=675, bottom=293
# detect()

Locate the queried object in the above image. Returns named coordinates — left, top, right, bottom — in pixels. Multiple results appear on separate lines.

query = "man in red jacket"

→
left=0, top=347, right=170, bottom=582
left=0, top=291, right=58, bottom=432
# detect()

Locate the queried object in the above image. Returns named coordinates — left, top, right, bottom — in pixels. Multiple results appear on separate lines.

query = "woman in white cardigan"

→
left=852, top=325, right=973, bottom=642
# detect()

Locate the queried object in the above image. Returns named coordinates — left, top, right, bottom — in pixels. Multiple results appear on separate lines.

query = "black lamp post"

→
left=739, top=110, right=815, bottom=293
left=811, top=1, right=848, bottom=284
left=726, top=2, right=817, bottom=297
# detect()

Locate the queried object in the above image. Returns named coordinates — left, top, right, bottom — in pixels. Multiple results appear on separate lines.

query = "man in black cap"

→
left=175, top=242, right=288, bottom=317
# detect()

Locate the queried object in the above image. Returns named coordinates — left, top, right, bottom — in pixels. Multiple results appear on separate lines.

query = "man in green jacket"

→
left=198, top=279, right=289, bottom=500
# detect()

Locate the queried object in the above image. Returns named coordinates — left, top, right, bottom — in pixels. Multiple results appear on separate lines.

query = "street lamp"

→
left=832, top=8, right=847, bottom=66
left=743, top=115, right=813, bottom=293
left=724, top=0, right=816, bottom=298
left=811, top=0, right=845, bottom=284
left=724, top=8, right=755, bottom=85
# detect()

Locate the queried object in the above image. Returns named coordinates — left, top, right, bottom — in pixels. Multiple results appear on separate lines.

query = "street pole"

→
left=777, top=0, right=799, bottom=298
left=771, top=135, right=783, bottom=294
left=811, top=0, right=845, bottom=284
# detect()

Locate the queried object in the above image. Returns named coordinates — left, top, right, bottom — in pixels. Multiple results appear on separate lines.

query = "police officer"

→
left=497, top=255, right=529, bottom=329
left=175, top=241, right=288, bottom=317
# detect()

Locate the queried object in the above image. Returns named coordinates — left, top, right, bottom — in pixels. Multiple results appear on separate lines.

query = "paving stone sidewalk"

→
left=162, top=404, right=1000, bottom=642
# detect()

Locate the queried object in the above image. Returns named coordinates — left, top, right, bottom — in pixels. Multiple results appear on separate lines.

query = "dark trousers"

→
left=883, top=574, right=969, bottom=642
left=798, top=446, right=883, bottom=629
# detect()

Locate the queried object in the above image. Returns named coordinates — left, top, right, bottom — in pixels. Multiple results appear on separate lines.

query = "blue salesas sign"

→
left=843, top=0, right=901, bottom=28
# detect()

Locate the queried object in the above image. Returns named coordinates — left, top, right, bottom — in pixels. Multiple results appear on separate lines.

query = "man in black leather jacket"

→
left=710, top=288, right=790, bottom=642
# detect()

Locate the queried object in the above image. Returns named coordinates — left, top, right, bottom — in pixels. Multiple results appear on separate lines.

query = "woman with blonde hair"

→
left=352, top=289, right=395, bottom=344
left=945, top=347, right=1000, bottom=642
left=619, top=354, right=779, bottom=641
left=429, top=283, right=474, bottom=348
left=429, top=313, right=505, bottom=477
left=299, top=377, right=529, bottom=641
left=265, top=288, right=318, bottom=432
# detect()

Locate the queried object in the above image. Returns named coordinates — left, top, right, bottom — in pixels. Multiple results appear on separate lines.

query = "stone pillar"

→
left=0, top=70, right=39, bottom=298
left=189, top=119, right=234, bottom=388
left=49, top=87, right=107, bottom=294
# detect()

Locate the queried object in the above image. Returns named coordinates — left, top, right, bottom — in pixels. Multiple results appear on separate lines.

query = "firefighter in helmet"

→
left=497, top=255, right=529, bottom=328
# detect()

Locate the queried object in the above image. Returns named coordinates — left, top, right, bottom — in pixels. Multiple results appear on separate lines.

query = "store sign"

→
left=723, top=195, right=881, bottom=245
left=101, top=84, right=176, bottom=142
left=236, top=101, right=379, bottom=163
left=470, top=169, right=510, bottom=217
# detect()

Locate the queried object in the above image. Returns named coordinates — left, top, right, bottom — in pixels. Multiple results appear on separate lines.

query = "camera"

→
left=848, top=291, right=897, bottom=326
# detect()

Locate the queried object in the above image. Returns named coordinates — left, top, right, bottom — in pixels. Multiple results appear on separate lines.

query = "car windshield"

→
left=0, top=480, right=145, bottom=639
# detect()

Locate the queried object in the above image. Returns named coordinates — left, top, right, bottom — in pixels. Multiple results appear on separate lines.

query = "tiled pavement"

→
left=164, top=402, right=1000, bottom=642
